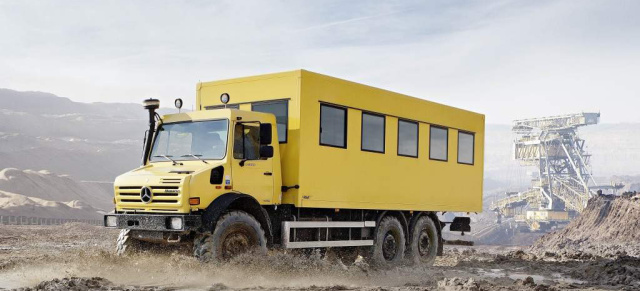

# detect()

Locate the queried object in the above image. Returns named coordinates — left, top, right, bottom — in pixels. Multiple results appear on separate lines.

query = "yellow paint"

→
left=197, top=70, right=485, bottom=213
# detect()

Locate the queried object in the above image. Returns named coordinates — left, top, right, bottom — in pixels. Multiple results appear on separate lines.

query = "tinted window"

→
left=430, top=126, right=448, bottom=161
left=398, top=120, right=418, bottom=157
left=361, top=113, right=385, bottom=153
left=233, top=123, right=260, bottom=160
left=252, top=101, right=288, bottom=143
left=458, top=132, right=474, bottom=165
left=320, top=105, right=347, bottom=148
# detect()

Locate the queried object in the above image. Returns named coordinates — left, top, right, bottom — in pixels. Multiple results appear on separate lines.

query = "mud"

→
left=530, top=194, right=640, bottom=258
left=1, top=224, right=638, bottom=290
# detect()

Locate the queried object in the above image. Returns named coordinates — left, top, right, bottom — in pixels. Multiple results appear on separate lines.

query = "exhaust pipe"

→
left=141, top=98, right=160, bottom=165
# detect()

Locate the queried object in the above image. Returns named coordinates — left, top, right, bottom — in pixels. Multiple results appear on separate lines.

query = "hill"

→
left=0, top=168, right=112, bottom=211
left=0, top=190, right=103, bottom=220
left=0, top=88, right=173, bottom=181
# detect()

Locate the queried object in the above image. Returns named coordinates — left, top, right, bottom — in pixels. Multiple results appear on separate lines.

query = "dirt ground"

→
left=1, top=224, right=638, bottom=290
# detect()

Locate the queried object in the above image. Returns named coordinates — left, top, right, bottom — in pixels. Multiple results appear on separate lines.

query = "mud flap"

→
left=449, top=217, right=471, bottom=233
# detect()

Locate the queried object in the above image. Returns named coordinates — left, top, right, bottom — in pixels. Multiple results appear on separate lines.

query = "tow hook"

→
left=166, top=233, right=181, bottom=243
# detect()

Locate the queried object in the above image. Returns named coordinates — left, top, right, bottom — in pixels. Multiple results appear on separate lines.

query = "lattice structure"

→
left=491, top=113, right=600, bottom=220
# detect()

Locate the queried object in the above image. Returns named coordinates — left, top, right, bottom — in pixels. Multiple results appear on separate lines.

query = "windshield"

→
left=149, top=119, right=229, bottom=162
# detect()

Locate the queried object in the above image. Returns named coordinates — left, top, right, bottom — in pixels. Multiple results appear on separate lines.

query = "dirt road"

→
left=0, top=224, right=638, bottom=290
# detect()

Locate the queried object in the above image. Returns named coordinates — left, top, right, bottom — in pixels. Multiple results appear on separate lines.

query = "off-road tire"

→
left=116, top=229, right=143, bottom=256
left=407, top=216, right=439, bottom=266
left=367, top=216, right=406, bottom=267
left=193, top=210, right=267, bottom=262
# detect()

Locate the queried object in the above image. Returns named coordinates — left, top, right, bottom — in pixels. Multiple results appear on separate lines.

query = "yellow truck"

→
left=104, top=70, right=485, bottom=266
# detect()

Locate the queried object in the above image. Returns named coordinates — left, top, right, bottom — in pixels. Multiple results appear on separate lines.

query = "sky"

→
left=1, top=0, right=639, bottom=124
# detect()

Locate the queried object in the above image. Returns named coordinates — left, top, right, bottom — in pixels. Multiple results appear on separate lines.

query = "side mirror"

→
left=260, top=123, right=272, bottom=145
left=260, top=145, right=274, bottom=158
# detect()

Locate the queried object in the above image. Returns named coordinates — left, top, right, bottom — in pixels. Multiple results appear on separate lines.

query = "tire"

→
left=407, top=216, right=439, bottom=266
left=116, top=229, right=143, bottom=256
left=193, top=210, right=267, bottom=262
left=367, top=216, right=405, bottom=267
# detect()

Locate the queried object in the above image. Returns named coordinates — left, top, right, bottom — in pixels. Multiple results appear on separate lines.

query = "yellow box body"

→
left=197, top=70, right=484, bottom=213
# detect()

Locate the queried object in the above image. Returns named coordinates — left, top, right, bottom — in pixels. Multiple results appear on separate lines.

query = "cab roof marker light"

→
left=220, top=93, right=230, bottom=104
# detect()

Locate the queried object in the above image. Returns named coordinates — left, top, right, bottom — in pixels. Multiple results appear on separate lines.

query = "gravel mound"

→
left=529, top=194, right=640, bottom=258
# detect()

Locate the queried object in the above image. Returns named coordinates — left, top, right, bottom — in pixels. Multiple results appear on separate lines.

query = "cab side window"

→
left=233, top=123, right=260, bottom=160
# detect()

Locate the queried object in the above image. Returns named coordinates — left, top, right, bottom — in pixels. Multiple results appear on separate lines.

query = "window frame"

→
left=397, top=119, right=419, bottom=158
left=457, top=131, right=475, bottom=165
left=360, top=111, right=386, bottom=154
left=319, top=104, right=348, bottom=149
left=233, top=121, right=262, bottom=160
left=429, top=125, right=449, bottom=162
left=148, top=118, right=230, bottom=163
left=251, top=100, right=289, bottom=144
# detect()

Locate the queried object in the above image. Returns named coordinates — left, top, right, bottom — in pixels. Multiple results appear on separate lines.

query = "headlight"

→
left=169, top=217, right=183, bottom=230
left=105, top=216, right=117, bottom=227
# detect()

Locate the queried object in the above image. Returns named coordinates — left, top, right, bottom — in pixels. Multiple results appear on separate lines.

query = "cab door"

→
left=231, top=122, right=274, bottom=204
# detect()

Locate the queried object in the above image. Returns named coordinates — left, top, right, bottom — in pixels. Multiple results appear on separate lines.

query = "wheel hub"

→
left=222, top=232, right=251, bottom=259
left=382, top=232, right=398, bottom=261
left=418, top=230, right=431, bottom=257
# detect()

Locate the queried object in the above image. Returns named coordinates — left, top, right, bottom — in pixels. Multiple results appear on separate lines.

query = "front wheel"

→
left=407, top=216, right=439, bottom=265
left=193, top=210, right=267, bottom=262
left=116, top=229, right=144, bottom=256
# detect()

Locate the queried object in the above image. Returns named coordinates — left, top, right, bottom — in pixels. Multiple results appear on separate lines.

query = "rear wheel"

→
left=367, top=216, right=405, bottom=267
left=407, top=216, right=439, bottom=265
left=193, top=210, right=267, bottom=262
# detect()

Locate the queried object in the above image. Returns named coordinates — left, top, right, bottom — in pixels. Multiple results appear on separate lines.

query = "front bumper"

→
left=104, top=214, right=202, bottom=232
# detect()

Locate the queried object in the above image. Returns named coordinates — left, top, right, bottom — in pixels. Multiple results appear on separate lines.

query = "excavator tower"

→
left=491, top=113, right=609, bottom=231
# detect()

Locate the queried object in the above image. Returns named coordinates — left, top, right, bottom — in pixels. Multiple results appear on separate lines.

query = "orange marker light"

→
left=225, top=186, right=232, bottom=190
left=189, top=197, right=200, bottom=205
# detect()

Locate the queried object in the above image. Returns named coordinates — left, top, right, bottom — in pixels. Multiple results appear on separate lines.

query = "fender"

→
left=201, top=193, right=273, bottom=243
left=375, top=210, right=409, bottom=241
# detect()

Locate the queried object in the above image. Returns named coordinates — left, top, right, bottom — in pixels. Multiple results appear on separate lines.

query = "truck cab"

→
left=112, top=109, right=281, bottom=215
left=106, top=106, right=283, bottom=259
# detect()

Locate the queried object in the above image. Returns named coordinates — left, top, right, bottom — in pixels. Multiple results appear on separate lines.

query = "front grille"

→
left=116, top=185, right=181, bottom=204
left=161, top=178, right=182, bottom=184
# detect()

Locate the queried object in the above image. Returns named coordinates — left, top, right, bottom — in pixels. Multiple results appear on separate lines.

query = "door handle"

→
left=263, top=172, right=273, bottom=176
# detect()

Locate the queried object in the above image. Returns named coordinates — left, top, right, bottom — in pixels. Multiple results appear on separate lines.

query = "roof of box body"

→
left=197, top=69, right=483, bottom=117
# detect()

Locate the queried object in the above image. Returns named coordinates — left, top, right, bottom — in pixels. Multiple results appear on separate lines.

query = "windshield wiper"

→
left=153, top=155, right=183, bottom=166
left=181, top=154, right=208, bottom=164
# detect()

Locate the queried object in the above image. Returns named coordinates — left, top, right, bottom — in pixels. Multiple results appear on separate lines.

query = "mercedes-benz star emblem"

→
left=140, top=187, right=152, bottom=203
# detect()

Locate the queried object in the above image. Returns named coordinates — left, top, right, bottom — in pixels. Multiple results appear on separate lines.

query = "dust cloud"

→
left=2, top=221, right=639, bottom=290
